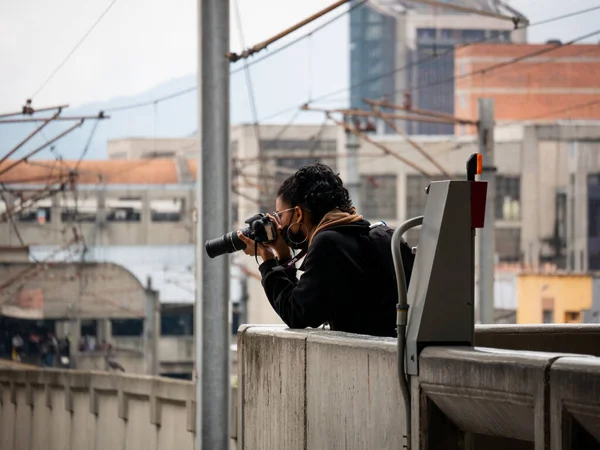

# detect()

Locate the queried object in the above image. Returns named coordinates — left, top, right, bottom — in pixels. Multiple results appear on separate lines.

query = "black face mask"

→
left=281, top=215, right=308, bottom=250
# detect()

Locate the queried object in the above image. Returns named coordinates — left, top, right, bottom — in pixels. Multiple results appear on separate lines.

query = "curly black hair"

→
left=277, top=163, right=353, bottom=224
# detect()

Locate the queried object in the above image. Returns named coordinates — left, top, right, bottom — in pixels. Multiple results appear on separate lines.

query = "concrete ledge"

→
left=238, top=325, right=310, bottom=450
left=0, top=366, right=198, bottom=450
left=417, top=346, right=564, bottom=445
left=550, top=357, right=600, bottom=449
left=474, top=324, right=600, bottom=357
left=306, top=331, right=404, bottom=450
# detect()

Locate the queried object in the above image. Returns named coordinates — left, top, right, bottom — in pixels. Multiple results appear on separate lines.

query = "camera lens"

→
left=205, top=229, right=247, bottom=258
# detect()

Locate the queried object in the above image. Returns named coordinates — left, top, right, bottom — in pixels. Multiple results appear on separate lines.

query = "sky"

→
left=1, top=0, right=600, bottom=115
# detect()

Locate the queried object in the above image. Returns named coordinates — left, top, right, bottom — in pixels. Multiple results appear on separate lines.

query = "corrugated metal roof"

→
left=29, top=245, right=242, bottom=305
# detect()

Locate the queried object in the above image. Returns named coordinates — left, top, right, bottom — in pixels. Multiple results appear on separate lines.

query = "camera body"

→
left=205, top=213, right=277, bottom=258
left=242, top=213, right=277, bottom=244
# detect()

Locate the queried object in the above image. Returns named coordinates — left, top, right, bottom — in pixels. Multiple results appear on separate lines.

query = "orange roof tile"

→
left=0, top=159, right=181, bottom=185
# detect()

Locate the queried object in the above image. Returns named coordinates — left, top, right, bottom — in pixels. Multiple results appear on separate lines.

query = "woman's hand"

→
left=264, top=213, right=292, bottom=261
left=236, top=214, right=292, bottom=262
left=237, top=230, right=275, bottom=262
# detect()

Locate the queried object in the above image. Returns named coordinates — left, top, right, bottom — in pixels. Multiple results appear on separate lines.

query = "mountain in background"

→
left=1, top=20, right=348, bottom=161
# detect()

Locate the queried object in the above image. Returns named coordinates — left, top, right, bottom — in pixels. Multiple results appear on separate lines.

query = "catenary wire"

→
left=31, top=0, right=118, bottom=100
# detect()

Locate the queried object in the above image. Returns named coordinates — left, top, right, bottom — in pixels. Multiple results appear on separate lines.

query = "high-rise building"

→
left=349, top=0, right=527, bottom=135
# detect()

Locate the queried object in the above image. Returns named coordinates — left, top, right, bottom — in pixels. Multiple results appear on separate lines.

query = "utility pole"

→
left=144, top=276, right=160, bottom=376
left=196, top=0, right=230, bottom=449
left=477, top=98, right=496, bottom=324
left=345, top=116, right=361, bottom=212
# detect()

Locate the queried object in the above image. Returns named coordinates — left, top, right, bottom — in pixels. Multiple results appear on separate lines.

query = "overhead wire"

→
left=104, top=0, right=368, bottom=114
left=233, top=0, right=264, bottom=165
left=260, top=3, right=600, bottom=120
left=31, top=0, right=118, bottom=100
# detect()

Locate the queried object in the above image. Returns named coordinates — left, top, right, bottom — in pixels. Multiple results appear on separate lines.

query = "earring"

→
left=287, top=222, right=308, bottom=245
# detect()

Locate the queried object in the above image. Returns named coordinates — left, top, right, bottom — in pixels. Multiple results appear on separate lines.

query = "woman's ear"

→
left=295, top=205, right=304, bottom=224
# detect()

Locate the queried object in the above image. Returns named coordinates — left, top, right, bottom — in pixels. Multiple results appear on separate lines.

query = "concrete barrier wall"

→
left=238, top=326, right=405, bottom=450
left=76, top=352, right=145, bottom=373
left=238, top=325, right=600, bottom=450
left=0, top=363, right=240, bottom=450
left=0, top=368, right=196, bottom=450
left=474, top=324, right=600, bottom=357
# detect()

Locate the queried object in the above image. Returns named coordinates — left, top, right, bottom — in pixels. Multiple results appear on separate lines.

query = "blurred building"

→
left=349, top=0, right=527, bottom=135
left=8, top=117, right=600, bottom=326
left=516, top=273, right=593, bottom=324
left=455, top=43, right=600, bottom=134
left=107, top=138, right=197, bottom=160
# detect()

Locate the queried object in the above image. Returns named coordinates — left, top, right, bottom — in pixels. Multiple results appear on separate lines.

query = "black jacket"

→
left=258, top=220, right=414, bottom=337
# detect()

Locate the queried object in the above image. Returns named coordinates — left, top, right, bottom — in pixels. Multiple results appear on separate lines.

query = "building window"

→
left=260, top=139, right=337, bottom=153
left=564, top=311, right=581, bottom=323
left=142, top=151, right=175, bottom=159
left=495, top=228, right=521, bottom=262
left=111, top=319, right=143, bottom=336
left=60, top=198, right=97, bottom=223
left=364, top=24, right=383, bottom=40
left=416, top=28, right=436, bottom=42
left=462, top=29, right=486, bottom=43
left=161, top=311, right=193, bottom=336
left=151, top=199, right=184, bottom=222
left=496, top=175, right=521, bottom=221
left=359, top=174, right=397, bottom=220
left=17, top=199, right=52, bottom=224
left=542, top=309, right=554, bottom=323
left=490, top=30, right=511, bottom=43
left=106, top=198, right=142, bottom=222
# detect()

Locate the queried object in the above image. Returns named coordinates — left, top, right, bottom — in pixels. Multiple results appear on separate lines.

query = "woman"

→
left=237, top=163, right=413, bottom=338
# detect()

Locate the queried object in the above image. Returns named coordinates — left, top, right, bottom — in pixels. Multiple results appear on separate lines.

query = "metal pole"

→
left=144, top=278, right=159, bottom=376
left=477, top=98, right=496, bottom=324
left=346, top=124, right=361, bottom=212
left=196, top=0, right=230, bottom=448
left=152, top=290, right=160, bottom=376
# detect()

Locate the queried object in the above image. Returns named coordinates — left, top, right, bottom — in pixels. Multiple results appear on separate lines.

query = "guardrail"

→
left=2, top=324, right=599, bottom=450
left=237, top=325, right=600, bottom=450
left=0, top=367, right=238, bottom=450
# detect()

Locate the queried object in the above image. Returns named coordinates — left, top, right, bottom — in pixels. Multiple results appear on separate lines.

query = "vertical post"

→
left=69, top=317, right=80, bottom=368
left=346, top=120, right=361, bottom=211
left=144, top=278, right=160, bottom=376
left=152, top=291, right=160, bottom=376
left=477, top=98, right=496, bottom=324
left=196, top=0, right=230, bottom=448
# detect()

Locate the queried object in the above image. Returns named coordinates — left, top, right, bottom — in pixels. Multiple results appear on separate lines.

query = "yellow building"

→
left=516, top=274, right=592, bottom=324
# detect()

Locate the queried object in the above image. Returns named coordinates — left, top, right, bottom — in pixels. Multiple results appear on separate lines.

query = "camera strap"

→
left=272, top=248, right=307, bottom=272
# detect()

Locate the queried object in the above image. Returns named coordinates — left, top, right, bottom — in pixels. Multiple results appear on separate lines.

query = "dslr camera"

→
left=205, top=213, right=277, bottom=258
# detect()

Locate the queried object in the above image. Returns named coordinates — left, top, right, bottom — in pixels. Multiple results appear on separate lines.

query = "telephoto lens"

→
left=205, top=230, right=247, bottom=258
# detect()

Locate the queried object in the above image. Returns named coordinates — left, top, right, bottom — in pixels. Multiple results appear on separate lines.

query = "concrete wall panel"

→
left=306, top=332, right=404, bottom=450
left=417, top=347, right=563, bottom=447
left=0, top=387, right=16, bottom=450
left=550, top=357, right=600, bottom=449
left=124, top=398, right=157, bottom=450
left=30, top=387, right=52, bottom=450
left=474, top=324, right=600, bottom=356
left=238, top=325, right=308, bottom=450
left=13, top=390, right=31, bottom=450
left=0, top=368, right=198, bottom=450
